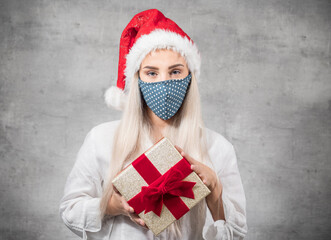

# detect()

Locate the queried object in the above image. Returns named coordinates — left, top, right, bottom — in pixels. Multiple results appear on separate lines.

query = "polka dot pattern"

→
left=138, top=73, right=192, bottom=120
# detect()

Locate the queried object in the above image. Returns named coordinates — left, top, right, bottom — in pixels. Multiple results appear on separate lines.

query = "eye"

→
left=170, top=69, right=181, bottom=75
left=147, top=71, right=157, bottom=77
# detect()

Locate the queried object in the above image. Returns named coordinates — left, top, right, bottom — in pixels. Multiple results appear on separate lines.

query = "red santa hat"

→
left=104, top=9, right=201, bottom=110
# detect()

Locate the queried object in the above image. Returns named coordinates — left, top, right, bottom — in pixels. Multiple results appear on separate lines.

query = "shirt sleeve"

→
left=203, top=143, right=248, bottom=240
left=59, top=128, right=114, bottom=239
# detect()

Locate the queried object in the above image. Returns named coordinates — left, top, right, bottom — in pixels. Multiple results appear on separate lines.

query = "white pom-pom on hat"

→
left=104, top=86, right=127, bottom=110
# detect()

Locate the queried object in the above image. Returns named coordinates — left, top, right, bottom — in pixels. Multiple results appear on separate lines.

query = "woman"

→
left=59, top=9, right=247, bottom=239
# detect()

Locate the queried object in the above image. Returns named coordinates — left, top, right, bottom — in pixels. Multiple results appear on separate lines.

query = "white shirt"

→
left=59, top=121, right=247, bottom=239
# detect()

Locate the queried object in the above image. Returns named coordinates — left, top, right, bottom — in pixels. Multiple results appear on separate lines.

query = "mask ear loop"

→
left=137, top=70, right=141, bottom=80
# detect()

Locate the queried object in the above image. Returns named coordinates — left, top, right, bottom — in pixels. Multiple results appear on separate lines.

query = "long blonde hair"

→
left=100, top=56, right=209, bottom=236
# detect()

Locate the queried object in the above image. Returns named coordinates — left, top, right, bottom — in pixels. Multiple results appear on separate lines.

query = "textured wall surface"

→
left=1, top=0, right=330, bottom=239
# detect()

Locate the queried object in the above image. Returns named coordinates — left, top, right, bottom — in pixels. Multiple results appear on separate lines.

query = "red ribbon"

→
left=127, top=154, right=196, bottom=219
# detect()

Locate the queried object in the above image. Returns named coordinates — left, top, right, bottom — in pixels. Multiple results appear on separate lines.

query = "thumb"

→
left=175, top=145, right=184, bottom=154
left=175, top=145, right=198, bottom=165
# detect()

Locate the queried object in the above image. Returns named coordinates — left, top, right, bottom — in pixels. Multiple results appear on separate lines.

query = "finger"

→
left=175, top=145, right=184, bottom=154
left=191, top=163, right=202, bottom=174
left=129, top=213, right=146, bottom=227
left=175, top=145, right=198, bottom=165
left=120, top=197, right=135, bottom=214
left=125, top=205, right=135, bottom=214
left=194, top=172, right=210, bottom=188
left=112, top=185, right=121, bottom=195
left=202, top=177, right=211, bottom=187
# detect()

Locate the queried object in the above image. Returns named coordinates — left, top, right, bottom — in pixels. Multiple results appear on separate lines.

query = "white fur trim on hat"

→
left=124, top=29, right=201, bottom=90
left=104, top=86, right=127, bottom=110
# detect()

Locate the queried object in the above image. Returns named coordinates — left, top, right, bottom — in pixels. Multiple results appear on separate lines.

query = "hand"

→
left=175, top=146, right=222, bottom=195
left=106, top=186, right=146, bottom=228
left=175, top=146, right=225, bottom=221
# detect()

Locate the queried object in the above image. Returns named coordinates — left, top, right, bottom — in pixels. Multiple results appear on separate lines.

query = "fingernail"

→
left=130, top=207, right=134, bottom=213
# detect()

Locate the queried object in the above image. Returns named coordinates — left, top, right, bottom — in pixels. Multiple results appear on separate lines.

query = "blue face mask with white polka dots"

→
left=138, top=73, right=192, bottom=120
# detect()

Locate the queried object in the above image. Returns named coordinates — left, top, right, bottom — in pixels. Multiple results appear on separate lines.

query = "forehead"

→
left=141, top=49, right=187, bottom=65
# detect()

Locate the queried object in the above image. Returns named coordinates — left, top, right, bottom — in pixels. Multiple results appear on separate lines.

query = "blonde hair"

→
left=100, top=53, right=209, bottom=237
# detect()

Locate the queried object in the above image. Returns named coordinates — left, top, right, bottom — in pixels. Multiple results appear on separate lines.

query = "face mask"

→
left=138, top=73, right=192, bottom=120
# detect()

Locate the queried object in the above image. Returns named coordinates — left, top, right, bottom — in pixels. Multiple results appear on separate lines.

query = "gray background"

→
left=0, top=0, right=330, bottom=239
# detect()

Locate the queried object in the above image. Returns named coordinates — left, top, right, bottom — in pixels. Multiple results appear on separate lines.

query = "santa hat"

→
left=104, top=9, right=201, bottom=110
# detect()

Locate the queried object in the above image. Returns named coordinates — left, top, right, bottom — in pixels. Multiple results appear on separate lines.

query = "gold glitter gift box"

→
left=112, top=137, right=211, bottom=236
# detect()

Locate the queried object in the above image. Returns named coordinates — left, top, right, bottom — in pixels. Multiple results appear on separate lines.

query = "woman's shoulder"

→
left=90, top=120, right=121, bottom=135
left=86, top=120, right=121, bottom=148
left=204, top=127, right=234, bottom=153
left=204, top=127, right=237, bottom=173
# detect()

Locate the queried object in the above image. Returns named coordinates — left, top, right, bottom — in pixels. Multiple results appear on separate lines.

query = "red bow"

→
left=140, top=167, right=196, bottom=217
left=128, top=155, right=196, bottom=219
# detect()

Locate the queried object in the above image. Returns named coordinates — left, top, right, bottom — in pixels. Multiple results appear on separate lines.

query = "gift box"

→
left=112, top=137, right=211, bottom=235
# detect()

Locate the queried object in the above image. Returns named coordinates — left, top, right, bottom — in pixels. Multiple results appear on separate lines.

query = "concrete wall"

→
left=1, top=0, right=330, bottom=239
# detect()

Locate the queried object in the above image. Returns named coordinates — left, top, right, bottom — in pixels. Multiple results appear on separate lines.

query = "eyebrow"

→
left=142, top=64, right=185, bottom=70
left=168, top=64, right=184, bottom=69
